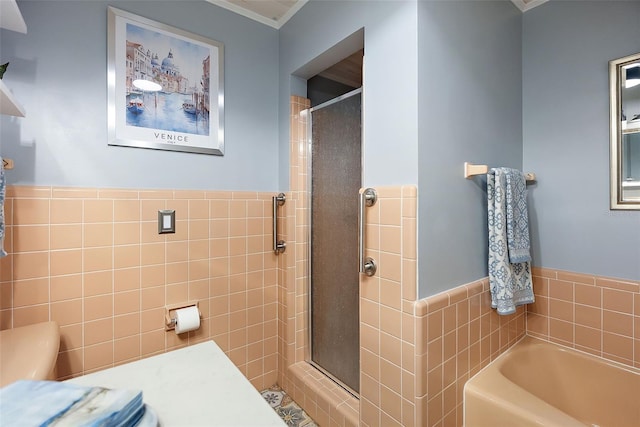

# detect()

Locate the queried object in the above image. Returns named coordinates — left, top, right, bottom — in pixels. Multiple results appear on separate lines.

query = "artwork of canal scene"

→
left=108, top=8, right=224, bottom=155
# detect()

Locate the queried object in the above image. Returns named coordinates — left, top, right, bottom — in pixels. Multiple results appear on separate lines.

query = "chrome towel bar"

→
left=272, top=193, right=286, bottom=254
left=359, top=188, right=377, bottom=276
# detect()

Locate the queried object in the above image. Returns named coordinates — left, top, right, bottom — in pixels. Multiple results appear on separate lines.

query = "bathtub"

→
left=464, top=336, right=640, bottom=427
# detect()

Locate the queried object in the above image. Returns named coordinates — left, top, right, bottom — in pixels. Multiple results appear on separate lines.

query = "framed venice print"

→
left=107, top=7, right=224, bottom=155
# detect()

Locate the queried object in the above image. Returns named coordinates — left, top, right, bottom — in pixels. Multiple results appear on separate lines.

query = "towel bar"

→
left=464, top=162, right=536, bottom=182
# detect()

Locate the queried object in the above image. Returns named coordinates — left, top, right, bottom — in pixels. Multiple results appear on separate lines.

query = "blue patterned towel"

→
left=502, top=168, right=531, bottom=263
left=0, top=380, right=145, bottom=426
left=0, top=156, right=6, bottom=258
left=488, top=168, right=534, bottom=315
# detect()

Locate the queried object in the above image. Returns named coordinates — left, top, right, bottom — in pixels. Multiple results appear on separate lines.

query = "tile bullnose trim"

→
left=6, top=185, right=52, bottom=198
left=534, top=267, right=640, bottom=294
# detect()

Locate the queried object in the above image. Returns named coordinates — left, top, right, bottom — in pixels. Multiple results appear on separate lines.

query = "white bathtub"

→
left=464, top=336, right=640, bottom=427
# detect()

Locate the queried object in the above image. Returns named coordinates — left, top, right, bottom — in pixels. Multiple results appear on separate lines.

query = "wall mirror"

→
left=610, top=52, right=640, bottom=210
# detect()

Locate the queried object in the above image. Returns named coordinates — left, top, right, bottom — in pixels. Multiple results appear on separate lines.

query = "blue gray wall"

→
left=3, top=0, right=638, bottom=296
left=279, top=0, right=523, bottom=298
left=523, top=1, right=640, bottom=281
left=278, top=0, right=420, bottom=189
left=417, top=1, right=523, bottom=297
left=1, top=0, right=279, bottom=190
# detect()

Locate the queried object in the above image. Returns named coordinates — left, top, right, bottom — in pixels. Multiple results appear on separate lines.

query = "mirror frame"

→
left=610, top=52, right=640, bottom=210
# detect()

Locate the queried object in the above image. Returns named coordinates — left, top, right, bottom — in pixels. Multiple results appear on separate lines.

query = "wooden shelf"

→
left=0, top=0, right=27, bottom=34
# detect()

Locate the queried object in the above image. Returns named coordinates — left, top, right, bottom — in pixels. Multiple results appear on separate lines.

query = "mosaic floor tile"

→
left=261, top=385, right=318, bottom=427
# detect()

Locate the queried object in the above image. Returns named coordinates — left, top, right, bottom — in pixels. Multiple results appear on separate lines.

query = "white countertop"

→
left=66, top=340, right=285, bottom=426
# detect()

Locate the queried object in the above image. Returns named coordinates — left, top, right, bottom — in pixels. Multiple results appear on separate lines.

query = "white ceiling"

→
left=208, top=0, right=548, bottom=29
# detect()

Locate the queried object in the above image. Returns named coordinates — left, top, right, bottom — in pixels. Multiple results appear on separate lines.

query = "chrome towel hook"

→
left=272, top=193, right=286, bottom=254
left=359, top=188, right=377, bottom=276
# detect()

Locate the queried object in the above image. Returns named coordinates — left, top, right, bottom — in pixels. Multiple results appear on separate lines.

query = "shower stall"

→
left=306, top=88, right=362, bottom=395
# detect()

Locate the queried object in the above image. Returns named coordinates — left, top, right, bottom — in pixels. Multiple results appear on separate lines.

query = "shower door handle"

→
left=273, top=193, right=286, bottom=254
left=359, top=188, right=377, bottom=276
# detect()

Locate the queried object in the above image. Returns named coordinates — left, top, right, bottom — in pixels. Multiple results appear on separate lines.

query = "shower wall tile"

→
left=1, top=185, right=278, bottom=390
left=356, top=186, right=419, bottom=427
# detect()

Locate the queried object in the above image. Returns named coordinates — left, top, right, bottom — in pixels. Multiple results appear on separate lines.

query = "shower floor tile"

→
left=261, top=384, right=318, bottom=427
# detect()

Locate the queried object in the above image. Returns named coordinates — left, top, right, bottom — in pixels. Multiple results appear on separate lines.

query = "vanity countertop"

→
left=66, top=340, right=285, bottom=426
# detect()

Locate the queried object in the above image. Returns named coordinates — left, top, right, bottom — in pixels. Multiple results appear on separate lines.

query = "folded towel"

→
left=0, top=380, right=145, bottom=427
left=488, top=168, right=534, bottom=315
left=0, top=156, right=6, bottom=258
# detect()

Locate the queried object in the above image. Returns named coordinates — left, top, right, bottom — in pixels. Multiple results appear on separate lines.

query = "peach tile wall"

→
left=277, top=96, right=308, bottom=384
left=413, top=280, right=526, bottom=427
left=528, top=267, right=640, bottom=369
left=280, top=95, right=310, bottom=373
left=359, top=185, right=420, bottom=427
left=359, top=186, right=527, bottom=427
left=0, top=185, right=279, bottom=390
left=410, top=268, right=640, bottom=427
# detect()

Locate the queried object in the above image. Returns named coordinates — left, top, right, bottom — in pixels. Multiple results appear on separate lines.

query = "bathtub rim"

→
left=467, top=334, right=640, bottom=385
left=463, top=336, right=584, bottom=427
left=463, top=335, right=640, bottom=427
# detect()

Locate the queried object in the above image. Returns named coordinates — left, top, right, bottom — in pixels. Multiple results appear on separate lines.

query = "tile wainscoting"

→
left=0, top=185, right=279, bottom=391
left=275, top=177, right=527, bottom=427
left=529, top=267, right=640, bottom=369
left=1, top=182, right=636, bottom=427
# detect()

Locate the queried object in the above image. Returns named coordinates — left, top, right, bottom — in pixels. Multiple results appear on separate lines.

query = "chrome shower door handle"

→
left=273, top=193, right=286, bottom=254
left=359, top=188, right=377, bottom=276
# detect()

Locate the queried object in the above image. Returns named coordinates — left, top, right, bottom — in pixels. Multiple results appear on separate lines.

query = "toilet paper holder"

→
left=165, top=301, right=201, bottom=331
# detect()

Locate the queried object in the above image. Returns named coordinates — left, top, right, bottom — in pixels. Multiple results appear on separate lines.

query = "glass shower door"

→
left=309, top=89, right=362, bottom=395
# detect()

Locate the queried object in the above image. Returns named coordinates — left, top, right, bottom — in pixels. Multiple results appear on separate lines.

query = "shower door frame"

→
left=305, top=87, right=363, bottom=398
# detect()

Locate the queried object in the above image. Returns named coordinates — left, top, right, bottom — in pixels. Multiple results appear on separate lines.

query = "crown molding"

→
left=278, top=0, right=309, bottom=28
left=209, top=0, right=547, bottom=30
left=510, top=0, right=549, bottom=13
left=206, top=0, right=309, bottom=29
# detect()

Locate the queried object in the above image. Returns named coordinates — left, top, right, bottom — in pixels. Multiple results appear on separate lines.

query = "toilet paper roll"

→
left=174, top=306, right=200, bottom=334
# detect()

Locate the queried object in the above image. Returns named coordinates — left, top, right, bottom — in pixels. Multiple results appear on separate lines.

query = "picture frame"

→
left=107, top=7, right=224, bottom=155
